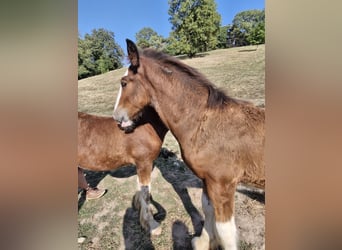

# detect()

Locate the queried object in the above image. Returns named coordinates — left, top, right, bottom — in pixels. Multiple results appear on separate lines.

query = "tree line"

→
left=78, top=0, right=264, bottom=79
left=78, top=29, right=124, bottom=79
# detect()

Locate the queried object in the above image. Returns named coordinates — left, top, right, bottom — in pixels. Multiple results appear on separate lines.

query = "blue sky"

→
left=78, top=0, right=264, bottom=50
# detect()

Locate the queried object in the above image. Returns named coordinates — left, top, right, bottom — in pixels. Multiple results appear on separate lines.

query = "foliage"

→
left=135, top=27, right=166, bottom=50
left=78, top=29, right=124, bottom=79
left=168, top=0, right=221, bottom=57
left=133, top=4, right=264, bottom=56
left=246, top=21, right=265, bottom=45
left=163, top=35, right=185, bottom=55
left=227, top=9, right=265, bottom=47
left=217, top=25, right=231, bottom=49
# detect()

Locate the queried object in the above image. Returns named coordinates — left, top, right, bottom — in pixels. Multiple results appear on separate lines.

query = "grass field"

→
left=78, top=44, right=265, bottom=249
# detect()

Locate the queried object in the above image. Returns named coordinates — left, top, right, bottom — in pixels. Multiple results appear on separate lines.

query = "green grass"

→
left=78, top=45, right=265, bottom=249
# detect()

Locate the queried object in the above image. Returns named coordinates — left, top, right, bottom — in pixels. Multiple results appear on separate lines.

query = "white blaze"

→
left=114, top=85, right=122, bottom=112
left=113, top=69, right=128, bottom=112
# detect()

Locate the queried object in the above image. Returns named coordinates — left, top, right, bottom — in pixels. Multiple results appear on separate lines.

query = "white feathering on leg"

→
left=216, top=217, right=238, bottom=250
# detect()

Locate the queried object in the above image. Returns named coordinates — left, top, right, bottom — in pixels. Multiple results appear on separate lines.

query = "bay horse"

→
left=113, top=39, right=265, bottom=250
left=78, top=106, right=168, bottom=235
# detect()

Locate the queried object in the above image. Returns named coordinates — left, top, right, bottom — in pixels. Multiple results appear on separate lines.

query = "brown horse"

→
left=78, top=106, right=168, bottom=235
left=113, top=39, right=265, bottom=250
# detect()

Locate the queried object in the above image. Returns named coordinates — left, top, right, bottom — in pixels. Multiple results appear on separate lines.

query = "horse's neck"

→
left=152, top=80, right=207, bottom=144
left=144, top=108, right=169, bottom=141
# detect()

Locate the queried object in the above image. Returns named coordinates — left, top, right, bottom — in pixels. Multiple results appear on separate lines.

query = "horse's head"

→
left=113, top=39, right=151, bottom=132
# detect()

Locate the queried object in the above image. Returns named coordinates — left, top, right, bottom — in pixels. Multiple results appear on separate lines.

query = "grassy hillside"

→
left=78, top=44, right=265, bottom=116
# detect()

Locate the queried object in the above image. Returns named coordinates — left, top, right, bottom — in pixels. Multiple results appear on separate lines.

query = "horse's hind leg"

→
left=133, top=161, right=161, bottom=235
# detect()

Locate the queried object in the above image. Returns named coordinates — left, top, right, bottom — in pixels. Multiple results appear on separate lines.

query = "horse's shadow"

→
left=122, top=195, right=167, bottom=250
left=237, top=186, right=265, bottom=204
left=154, top=148, right=205, bottom=246
left=172, top=220, right=193, bottom=250
left=78, top=165, right=137, bottom=211
left=79, top=164, right=167, bottom=249
left=112, top=148, right=203, bottom=249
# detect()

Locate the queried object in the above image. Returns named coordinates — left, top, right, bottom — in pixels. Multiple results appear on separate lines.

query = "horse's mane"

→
left=141, top=49, right=237, bottom=109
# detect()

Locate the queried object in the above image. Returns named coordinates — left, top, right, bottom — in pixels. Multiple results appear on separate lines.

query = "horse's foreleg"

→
left=215, top=217, right=237, bottom=250
left=211, top=180, right=238, bottom=250
left=134, top=162, right=161, bottom=235
left=191, top=191, right=217, bottom=250
left=193, top=180, right=238, bottom=250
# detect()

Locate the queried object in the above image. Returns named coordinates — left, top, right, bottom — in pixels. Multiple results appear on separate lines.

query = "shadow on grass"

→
left=175, top=52, right=210, bottom=60
left=239, top=49, right=257, bottom=52
left=78, top=148, right=206, bottom=248
left=237, top=187, right=265, bottom=204
left=108, top=164, right=137, bottom=178
left=172, top=220, right=193, bottom=250
left=78, top=165, right=138, bottom=211
left=122, top=207, right=155, bottom=250
left=79, top=164, right=168, bottom=249
left=122, top=195, right=167, bottom=250
left=155, top=148, right=204, bottom=246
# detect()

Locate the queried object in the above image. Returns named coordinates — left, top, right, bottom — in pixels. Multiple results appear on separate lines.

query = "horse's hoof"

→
left=148, top=218, right=161, bottom=236
left=150, top=225, right=162, bottom=236
left=191, top=236, right=209, bottom=250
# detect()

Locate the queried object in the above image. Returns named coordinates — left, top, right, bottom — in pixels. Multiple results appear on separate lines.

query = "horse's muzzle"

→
left=113, top=110, right=135, bottom=132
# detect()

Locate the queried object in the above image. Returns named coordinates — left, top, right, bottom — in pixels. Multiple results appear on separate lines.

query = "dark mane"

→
left=141, top=49, right=236, bottom=108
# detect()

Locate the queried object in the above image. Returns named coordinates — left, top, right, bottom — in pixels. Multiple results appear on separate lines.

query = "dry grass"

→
left=78, top=67, right=127, bottom=116
left=78, top=45, right=265, bottom=249
left=78, top=45, right=264, bottom=116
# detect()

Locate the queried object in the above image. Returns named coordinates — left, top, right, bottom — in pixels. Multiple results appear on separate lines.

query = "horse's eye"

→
left=121, top=81, right=127, bottom=88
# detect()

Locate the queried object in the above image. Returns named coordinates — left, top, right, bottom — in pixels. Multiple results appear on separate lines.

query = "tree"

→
left=168, top=0, right=221, bottom=57
left=217, top=25, right=231, bottom=49
left=78, top=29, right=124, bottom=79
left=135, top=27, right=166, bottom=50
left=78, top=34, right=96, bottom=79
left=163, top=35, right=185, bottom=55
left=247, top=21, right=265, bottom=45
left=227, top=9, right=265, bottom=47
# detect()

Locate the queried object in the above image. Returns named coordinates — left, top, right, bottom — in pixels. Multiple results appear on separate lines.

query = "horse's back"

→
left=186, top=102, right=265, bottom=188
left=78, top=111, right=165, bottom=171
left=222, top=102, right=265, bottom=188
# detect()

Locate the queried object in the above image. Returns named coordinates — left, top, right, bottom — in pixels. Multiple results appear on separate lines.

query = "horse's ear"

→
left=126, top=39, right=139, bottom=70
